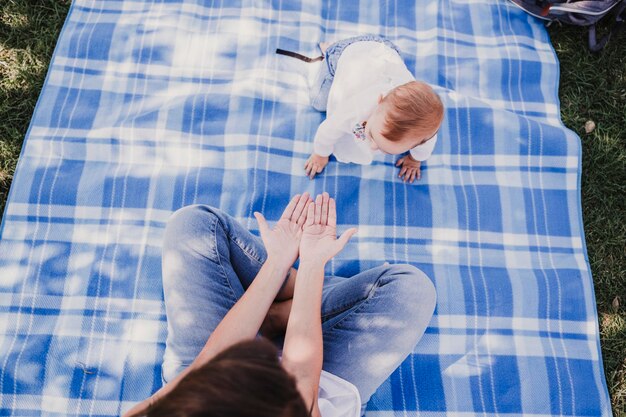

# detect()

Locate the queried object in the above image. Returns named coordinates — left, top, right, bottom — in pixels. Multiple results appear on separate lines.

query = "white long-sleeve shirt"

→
left=313, top=41, right=438, bottom=164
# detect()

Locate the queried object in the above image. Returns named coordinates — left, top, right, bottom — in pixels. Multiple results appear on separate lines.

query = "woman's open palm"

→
left=300, top=192, right=357, bottom=264
left=254, top=192, right=311, bottom=267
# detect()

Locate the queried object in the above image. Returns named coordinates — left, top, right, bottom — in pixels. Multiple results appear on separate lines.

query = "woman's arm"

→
left=125, top=260, right=293, bottom=417
left=123, top=193, right=311, bottom=417
left=281, top=261, right=325, bottom=415
left=192, top=192, right=311, bottom=361
left=282, top=193, right=357, bottom=415
left=193, top=260, right=291, bottom=365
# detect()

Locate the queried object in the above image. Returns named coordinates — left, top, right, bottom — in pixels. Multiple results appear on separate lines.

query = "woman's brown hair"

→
left=147, top=338, right=310, bottom=417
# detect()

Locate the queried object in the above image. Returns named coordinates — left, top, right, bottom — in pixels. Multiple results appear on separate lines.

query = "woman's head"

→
left=365, top=81, right=444, bottom=154
left=147, top=339, right=310, bottom=417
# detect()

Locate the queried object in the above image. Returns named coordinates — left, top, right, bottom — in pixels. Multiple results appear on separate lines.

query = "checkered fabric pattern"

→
left=0, top=0, right=612, bottom=416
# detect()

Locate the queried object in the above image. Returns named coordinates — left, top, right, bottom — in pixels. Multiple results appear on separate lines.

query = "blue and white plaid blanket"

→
left=0, top=0, right=612, bottom=415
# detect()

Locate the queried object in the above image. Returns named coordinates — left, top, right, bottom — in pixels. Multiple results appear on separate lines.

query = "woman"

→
left=124, top=192, right=436, bottom=417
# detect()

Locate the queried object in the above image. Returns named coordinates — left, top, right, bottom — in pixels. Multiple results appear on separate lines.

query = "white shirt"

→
left=318, top=370, right=361, bottom=417
left=313, top=41, right=438, bottom=163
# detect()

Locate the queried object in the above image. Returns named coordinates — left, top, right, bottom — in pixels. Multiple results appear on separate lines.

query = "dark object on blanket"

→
left=509, top=0, right=626, bottom=51
left=276, top=48, right=324, bottom=62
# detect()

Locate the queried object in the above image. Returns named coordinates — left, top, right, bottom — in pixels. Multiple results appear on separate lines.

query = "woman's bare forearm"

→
left=195, top=259, right=291, bottom=364
left=281, top=260, right=325, bottom=402
left=123, top=258, right=291, bottom=417
left=275, top=267, right=297, bottom=301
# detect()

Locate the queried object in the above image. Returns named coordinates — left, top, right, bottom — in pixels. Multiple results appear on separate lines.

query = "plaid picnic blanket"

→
left=0, top=0, right=612, bottom=416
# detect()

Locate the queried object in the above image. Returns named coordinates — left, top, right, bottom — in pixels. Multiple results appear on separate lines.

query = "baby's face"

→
left=365, top=100, right=437, bottom=155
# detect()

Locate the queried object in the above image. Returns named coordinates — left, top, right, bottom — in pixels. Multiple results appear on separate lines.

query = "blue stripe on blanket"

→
left=0, top=0, right=611, bottom=415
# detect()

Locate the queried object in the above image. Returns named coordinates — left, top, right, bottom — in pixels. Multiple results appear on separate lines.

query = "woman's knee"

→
left=162, top=205, right=231, bottom=268
left=165, top=205, right=222, bottom=242
left=384, top=264, right=437, bottom=318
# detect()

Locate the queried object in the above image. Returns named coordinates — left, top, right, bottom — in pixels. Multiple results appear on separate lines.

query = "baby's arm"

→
left=305, top=116, right=345, bottom=179
left=396, top=134, right=438, bottom=183
left=409, top=134, right=438, bottom=161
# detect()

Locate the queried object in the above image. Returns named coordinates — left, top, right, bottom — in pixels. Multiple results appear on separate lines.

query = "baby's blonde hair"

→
left=380, top=81, right=444, bottom=145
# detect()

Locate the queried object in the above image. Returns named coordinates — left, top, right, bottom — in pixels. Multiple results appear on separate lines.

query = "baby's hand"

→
left=304, top=153, right=329, bottom=180
left=396, top=155, right=422, bottom=183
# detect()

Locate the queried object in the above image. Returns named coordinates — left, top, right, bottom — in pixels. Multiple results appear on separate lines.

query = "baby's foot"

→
left=318, top=42, right=331, bottom=54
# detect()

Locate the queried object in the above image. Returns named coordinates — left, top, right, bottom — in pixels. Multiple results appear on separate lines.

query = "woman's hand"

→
left=254, top=192, right=311, bottom=268
left=396, top=154, right=422, bottom=183
left=299, top=192, right=357, bottom=265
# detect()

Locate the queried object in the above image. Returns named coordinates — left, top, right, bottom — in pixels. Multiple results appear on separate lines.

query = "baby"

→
left=301, top=35, right=444, bottom=182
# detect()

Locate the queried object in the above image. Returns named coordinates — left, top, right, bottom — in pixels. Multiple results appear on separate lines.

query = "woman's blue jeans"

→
left=160, top=205, right=436, bottom=409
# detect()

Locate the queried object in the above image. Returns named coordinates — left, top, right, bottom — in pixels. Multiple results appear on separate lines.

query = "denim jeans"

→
left=161, top=205, right=436, bottom=410
left=310, top=35, right=402, bottom=112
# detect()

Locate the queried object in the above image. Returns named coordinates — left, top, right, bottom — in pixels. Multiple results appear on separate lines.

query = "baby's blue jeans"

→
left=310, top=34, right=402, bottom=112
left=160, top=205, right=436, bottom=410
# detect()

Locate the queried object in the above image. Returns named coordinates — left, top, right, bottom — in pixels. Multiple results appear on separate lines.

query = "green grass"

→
left=0, top=1, right=624, bottom=415
left=0, top=0, right=71, bottom=216
left=548, top=23, right=626, bottom=416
